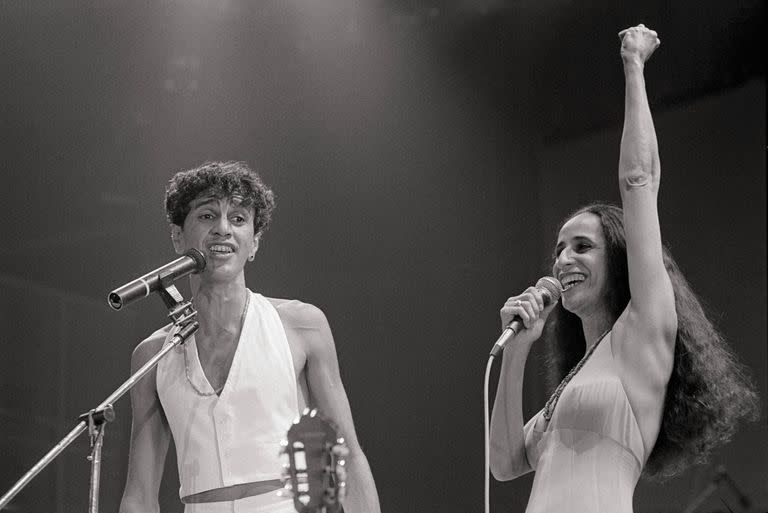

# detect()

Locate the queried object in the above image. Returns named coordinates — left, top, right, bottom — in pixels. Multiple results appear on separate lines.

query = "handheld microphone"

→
left=107, top=249, right=206, bottom=310
left=489, top=276, right=562, bottom=357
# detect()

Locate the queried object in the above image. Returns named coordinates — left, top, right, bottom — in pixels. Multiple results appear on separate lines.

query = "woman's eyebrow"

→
left=555, top=235, right=595, bottom=250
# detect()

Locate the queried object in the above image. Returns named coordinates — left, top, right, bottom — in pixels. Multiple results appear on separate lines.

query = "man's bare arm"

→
left=289, top=302, right=381, bottom=513
left=119, top=335, right=171, bottom=513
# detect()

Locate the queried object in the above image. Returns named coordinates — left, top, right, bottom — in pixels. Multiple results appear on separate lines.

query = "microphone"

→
left=107, top=249, right=206, bottom=310
left=489, top=276, right=562, bottom=357
left=714, top=466, right=751, bottom=510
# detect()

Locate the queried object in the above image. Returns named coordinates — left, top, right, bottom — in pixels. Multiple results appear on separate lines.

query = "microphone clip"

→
left=157, top=283, right=197, bottom=327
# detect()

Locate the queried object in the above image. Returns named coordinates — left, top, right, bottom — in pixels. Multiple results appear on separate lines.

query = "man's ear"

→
left=249, top=235, right=260, bottom=261
left=170, top=225, right=185, bottom=254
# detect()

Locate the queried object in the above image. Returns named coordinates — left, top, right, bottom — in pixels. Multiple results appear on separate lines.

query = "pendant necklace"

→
left=183, top=291, right=251, bottom=397
left=543, top=327, right=611, bottom=421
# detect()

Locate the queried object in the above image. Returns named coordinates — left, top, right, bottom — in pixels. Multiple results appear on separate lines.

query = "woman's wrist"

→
left=622, top=56, right=645, bottom=74
left=500, top=335, right=536, bottom=357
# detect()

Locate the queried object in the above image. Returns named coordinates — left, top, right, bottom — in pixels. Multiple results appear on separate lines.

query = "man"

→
left=120, top=161, right=380, bottom=513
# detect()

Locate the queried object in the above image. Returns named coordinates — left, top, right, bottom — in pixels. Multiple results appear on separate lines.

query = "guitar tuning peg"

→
left=277, top=483, right=294, bottom=499
left=337, top=479, right=347, bottom=501
left=335, top=460, right=347, bottom=486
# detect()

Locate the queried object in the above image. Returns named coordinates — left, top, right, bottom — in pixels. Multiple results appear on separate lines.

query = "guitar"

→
left=280, top=408, right=347, bottom=513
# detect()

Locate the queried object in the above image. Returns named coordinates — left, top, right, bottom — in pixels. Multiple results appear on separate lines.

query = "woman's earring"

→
left=248, top=254, right=255, bottom=262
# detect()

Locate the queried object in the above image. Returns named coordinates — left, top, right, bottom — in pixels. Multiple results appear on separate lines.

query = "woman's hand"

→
left=500, top=287, right=557, bottom=345
left=619, top=24, right=660, bottom=68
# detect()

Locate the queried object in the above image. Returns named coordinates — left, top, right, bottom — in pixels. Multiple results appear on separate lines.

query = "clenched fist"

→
left=619, top=24, right=660, bottom=67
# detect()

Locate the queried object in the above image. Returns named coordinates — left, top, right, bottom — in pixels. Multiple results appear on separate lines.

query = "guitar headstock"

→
left=280, top=408, right=346, bottom=513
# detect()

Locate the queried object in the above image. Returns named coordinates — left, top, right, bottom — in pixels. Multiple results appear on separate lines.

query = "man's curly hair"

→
left=543, top=203, right=759, bottom=480
left=164, top=161, right=276, bottom=237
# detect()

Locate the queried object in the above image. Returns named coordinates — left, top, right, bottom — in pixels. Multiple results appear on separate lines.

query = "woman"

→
left=489, top=25, right=758, bottom=512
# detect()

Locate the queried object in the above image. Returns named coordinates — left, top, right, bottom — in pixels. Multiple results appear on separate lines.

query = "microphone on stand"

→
left=107, top=249, right=206, bottom=310
left=489, top=276, right=562, bottom=358
left=682, top=465, right=752, bottom=513
left=714, top=465, right=751, bottom=510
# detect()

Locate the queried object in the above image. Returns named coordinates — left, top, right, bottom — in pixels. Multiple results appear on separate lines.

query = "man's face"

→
left=171, top=193, right=258, bottom=284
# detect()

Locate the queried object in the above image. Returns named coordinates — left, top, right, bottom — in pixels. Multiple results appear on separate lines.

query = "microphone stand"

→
left=0, top=283, right=198, bottom=512
left=682, top=465, right=752, bottom=513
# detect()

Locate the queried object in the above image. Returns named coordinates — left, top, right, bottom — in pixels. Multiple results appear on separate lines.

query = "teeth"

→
left=560, top=273, right=586, bottom=290
left=209, top=245, right=234, bottom=253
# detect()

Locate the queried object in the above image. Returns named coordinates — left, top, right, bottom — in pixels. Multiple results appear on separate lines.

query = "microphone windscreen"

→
left=536, top=276, right=563, bottom=304
left=185, top=248, right=207, bottom=272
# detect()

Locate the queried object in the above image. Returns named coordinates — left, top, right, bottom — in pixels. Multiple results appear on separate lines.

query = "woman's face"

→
left=552, top=212, right=610, bottom=318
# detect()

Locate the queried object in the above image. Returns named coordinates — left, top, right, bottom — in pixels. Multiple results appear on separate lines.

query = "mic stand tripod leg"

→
left=88, top=425, right=104, bottom=513
left=0, top=318, right=198, bottom=511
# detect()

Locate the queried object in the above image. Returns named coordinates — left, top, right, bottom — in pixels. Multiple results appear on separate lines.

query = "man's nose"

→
left=213, top=216, right=232, bottom=236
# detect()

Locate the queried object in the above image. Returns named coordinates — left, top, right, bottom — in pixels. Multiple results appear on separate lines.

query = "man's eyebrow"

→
left=189, top=197, right=218, bottom=208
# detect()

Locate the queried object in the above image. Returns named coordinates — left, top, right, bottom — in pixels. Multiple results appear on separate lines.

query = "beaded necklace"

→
left=183, top=291, right=251, bottom=397
left=542, top=328, right=611, bottom=421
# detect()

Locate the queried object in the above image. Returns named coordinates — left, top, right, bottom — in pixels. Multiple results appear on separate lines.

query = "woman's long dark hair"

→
left=543, top=203, right=759, bottom=480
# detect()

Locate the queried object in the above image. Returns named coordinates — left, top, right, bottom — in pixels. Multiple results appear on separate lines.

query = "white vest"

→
left=156, top=290, right=298, bottom=498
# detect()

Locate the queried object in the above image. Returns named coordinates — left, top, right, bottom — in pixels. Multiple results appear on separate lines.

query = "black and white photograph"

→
left=0, top=1, right=765, bottom=512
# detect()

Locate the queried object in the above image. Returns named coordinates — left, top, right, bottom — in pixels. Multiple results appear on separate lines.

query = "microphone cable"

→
left=484, top=354, right=496, bottom=513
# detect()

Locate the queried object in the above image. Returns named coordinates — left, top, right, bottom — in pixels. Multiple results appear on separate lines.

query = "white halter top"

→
left=523, top=332, right=647, bottom=513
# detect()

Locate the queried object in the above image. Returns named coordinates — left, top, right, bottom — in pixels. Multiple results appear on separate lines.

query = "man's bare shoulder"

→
left=131, top=324, right=173, bottom=368
left=266, top=297, right=327, bottom=330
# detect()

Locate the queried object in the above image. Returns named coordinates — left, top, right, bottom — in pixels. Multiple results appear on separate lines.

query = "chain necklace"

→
left=183, top=291, right=251, bottom=397
left=543, top=328, right=611, bottom=421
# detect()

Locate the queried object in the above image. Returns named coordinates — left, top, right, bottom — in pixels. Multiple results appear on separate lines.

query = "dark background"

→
left=0, top=1, right=765, bottom=512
